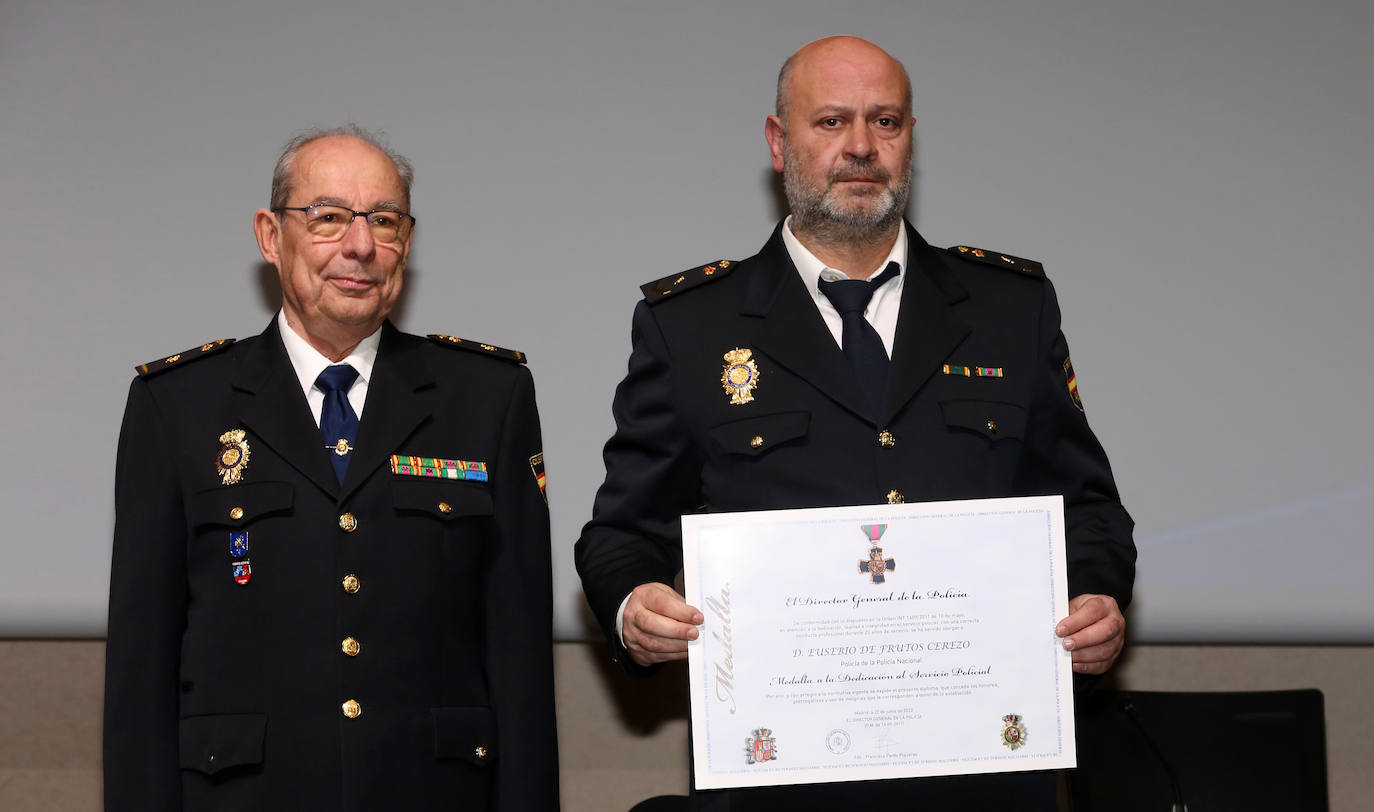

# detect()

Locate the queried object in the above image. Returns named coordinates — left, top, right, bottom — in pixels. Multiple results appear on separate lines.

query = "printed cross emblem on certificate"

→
left=683, top=496, right=1075, bottom=790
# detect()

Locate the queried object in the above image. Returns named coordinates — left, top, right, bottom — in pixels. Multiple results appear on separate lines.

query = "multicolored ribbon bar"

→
left=390, top=455, right=489, bottom=482
left=861, top=524, right=888, bottom=542
left=942, top=364, right=1004, bottom=378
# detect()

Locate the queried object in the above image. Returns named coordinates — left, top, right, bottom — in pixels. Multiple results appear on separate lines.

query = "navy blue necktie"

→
left=316, top=364, right=360, bottom=484
left=818, top=261, right=900, bottom=412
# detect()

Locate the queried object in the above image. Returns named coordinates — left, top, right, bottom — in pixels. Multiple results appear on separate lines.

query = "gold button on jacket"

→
left=338, top=513, right=358, bottom=532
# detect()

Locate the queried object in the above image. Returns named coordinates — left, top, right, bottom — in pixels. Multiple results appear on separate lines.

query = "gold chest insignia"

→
left=216, top=429, right=251, bottom=485
left=721, top=348, right=760, bottom=405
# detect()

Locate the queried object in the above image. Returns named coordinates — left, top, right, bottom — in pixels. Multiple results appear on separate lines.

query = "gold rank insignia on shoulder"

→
left=641, top=259, right=735, bottom=303
left=948, top=245, right=1045, bottom=279
left=427, top=334, right=526, bottom=364
left=722, top=347, right=760, bottom=405
left=135, top=338, right=235, bottom=377
left=216, top=429, right=250, bottom=485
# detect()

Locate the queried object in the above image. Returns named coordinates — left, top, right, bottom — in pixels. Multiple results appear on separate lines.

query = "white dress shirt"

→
left=780, top=215, right=907, bottom=357
left=276, top=310, right=381, bottom=427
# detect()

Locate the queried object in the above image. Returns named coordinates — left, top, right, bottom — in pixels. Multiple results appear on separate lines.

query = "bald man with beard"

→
left=576, top=37, right=1135, bottom=810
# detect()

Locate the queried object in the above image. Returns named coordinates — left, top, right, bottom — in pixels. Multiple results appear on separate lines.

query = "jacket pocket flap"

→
left=178, top=712, right=267, bottom=775
left=708, top=411, right=810, bottom=456
left=433, top=706, right=496, bottom=766
left=392, top=479, right=494, bottom=519
left=190, top=482, right=294, bottom=528
left=939, top=399, right=1027, bottom=440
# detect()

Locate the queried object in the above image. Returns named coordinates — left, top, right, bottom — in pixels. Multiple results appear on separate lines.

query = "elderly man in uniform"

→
left=575, top=36, right=1135, bottom=810
left=104, top=126, right=558, bottom=811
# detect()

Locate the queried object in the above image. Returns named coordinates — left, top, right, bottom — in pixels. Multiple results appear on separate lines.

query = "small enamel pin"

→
left=216, top=429, right=250, bottom=485
left=229, top=531, right=248, bottom=558
left=232, top=559, right=252, bottom=586
left=721, top=348, right=760, bottom=405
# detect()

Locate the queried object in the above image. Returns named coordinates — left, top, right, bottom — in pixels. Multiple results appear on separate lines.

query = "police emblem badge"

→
left=232, top=559, right=252, bottom=586
left=858, top=524, right=895, bottom=584
left=745, top=728, right=777, bottom=764
left=721, top=348, right=760, bottom=405
left=1063, top=358, right=1084, bottom=412
left=1001, top=713, right=1027, bottom=750
left=528, top=452, right=548, bottom=504
left=216, top=429, right=250, bottom=485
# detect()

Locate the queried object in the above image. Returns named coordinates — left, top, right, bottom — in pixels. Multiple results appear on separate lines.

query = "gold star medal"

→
left=216, top=429, right=251, bottom=485
left=721, top=348, right=760, bottom=405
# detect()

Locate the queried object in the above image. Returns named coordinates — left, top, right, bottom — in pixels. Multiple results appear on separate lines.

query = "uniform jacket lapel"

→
left=339, top=322, right=436, bottom=500
left=231, top=319, right=341, bottom=498
left=884, top=224, right=973, bottom=422
left=742, top=225, right=875, bottom=422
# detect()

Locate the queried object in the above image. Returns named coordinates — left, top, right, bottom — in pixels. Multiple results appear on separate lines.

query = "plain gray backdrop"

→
left=2, top=0, right=1370, bottom=641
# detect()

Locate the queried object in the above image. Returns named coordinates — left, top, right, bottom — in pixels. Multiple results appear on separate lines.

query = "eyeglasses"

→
left=273, top=204, right=416, bottom=244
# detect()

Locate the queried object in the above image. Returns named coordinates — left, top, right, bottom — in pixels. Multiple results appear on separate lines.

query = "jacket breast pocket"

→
left=391, top=479, right=494, bottom=521
left=939, top=399, right=1027, bottom=442
left=189, top=482, right=295, bottom=529
left=708, top=411, right=810, bottom=457
left=179, top=712, right=267, bottom=776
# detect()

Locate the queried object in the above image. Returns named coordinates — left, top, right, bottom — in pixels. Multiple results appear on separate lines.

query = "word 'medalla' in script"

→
left=705, top=583, right=737, bottom=715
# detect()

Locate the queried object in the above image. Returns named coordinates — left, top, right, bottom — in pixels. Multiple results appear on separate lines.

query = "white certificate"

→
left=683, top=496, right=1074, bottom=790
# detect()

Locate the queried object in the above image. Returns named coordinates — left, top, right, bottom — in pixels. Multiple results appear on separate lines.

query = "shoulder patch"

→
left=427, top=334, right=527, bottom=364
left=948, top=245, right=1045, bottom=279
left=135, top=338, right=236, bottom=377
left=640, top=259, right=736, bottom=303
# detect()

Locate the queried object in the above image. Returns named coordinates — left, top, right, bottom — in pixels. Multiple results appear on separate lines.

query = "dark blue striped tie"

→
left=316, top=364, right=359, bottom=483
left=818, top=261, right=899, bottom=413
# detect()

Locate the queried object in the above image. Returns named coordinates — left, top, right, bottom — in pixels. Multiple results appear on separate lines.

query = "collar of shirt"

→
left=781, top=216, right=908, bottom=356
left=276, top=310, right=381, bottom=427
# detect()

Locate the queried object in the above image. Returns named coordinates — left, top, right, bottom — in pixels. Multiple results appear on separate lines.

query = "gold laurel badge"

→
left=721, top=348, right=760, bottom=405
left=216, top=429, right=251, bottom=485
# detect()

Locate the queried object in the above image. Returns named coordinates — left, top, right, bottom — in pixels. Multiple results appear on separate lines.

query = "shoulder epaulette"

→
left=947, top=245, right=1045, bottom=279
left=640, top=259, right=736, bottom=303
left=428, top=334, right=527, bottom=364
left=135, top=338, right=236, bottom=377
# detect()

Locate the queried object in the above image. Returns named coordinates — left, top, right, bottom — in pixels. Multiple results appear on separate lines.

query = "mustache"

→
left=829, top=161, right=891, bottom=184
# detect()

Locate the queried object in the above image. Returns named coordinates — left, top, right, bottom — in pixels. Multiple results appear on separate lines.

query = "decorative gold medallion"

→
left=721, top=348, right=760, bottom=405
left=329, top=438, right=353, bottom=456
left=216, top=429, right=250, bottom=485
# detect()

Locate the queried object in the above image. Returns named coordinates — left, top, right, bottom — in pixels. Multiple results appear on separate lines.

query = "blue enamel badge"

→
left=230, top=531, right=248, bottom=558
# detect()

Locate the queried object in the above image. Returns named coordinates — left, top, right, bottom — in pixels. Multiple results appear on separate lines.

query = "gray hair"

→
left=269, top=124, right=415, bottom=211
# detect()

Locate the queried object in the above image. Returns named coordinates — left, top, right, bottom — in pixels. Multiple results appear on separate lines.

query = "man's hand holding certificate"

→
left=683, top=496, right=1075, bottom=789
